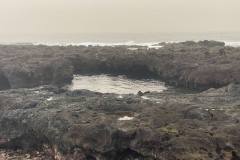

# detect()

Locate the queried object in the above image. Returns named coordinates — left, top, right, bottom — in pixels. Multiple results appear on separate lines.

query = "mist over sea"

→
left=0, top=32, right=240, bottom=47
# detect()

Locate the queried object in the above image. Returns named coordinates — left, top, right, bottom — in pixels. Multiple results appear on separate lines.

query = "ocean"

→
left=0, top=32, right=240, bottom=47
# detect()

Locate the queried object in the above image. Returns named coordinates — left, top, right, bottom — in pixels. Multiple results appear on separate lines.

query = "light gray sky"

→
left=0, top=0, right=240, bottom=34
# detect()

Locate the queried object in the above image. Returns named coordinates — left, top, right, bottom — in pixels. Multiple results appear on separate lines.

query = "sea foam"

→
left=31, top=41, right=162, bottom=48
left=6, top=41, right=240, bottom=48
left=224, top=42, right=240, bottom=47
left=31, top=41, right=240, bottom=48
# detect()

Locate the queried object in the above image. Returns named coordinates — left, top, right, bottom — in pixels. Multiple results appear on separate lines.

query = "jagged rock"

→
left=1, top=42, right=240, bottom=159
left=0, top=41, right=240, bottom=90
left=0, top=85, right=240, bottom=159
left=197, top=40, right=225, bottom=47
left=137, top=91, right=144, bottom=96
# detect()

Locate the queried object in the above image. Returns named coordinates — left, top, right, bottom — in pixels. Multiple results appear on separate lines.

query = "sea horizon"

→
left=0, top=32, right=240, bottom=47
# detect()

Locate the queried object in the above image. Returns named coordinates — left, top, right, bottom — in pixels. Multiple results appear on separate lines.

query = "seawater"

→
left=68, top=74, right=166, bottom=94
left=1, top=32, right=240, bottom=47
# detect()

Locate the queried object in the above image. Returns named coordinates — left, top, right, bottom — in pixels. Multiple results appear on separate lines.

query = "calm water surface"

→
left=68, top=74, right=166, bottom=94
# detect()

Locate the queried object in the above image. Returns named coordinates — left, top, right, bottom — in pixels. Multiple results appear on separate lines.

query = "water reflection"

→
left=69, top=74, right=166, bottom=94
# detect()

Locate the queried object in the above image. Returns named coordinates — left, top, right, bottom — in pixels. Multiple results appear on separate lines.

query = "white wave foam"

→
left=7, top=40, right=240, bottom=48
left=224, top=42, right=240, bottom=47
left=31, top=41, right=163, bottom=48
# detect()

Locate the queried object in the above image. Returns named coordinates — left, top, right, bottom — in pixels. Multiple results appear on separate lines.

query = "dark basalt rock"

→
left=137, top=91, right=144, bottom=96
left=0, top=41, right=240, bottom=90
left=1, top=41, right=240, bottom=159
left=0, top=73, right=10, bottom=90
left=0, top=84, right=240, bottom=159
left=197, top=40, right=225, bottom=47
left=0, top=45, right=74, bottom=89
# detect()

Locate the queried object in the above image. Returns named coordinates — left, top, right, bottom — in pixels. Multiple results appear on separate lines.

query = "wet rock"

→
left=181, top=41, right=197, bottom=46
left=197, top=40, right=225, bottom=47
left=137, top=91, right=144, bottom=96
left=0, top=73, right=10, bottom=90
left=1, top=42, right=240, bottom=90
left=0, top=84, right=240, bottom=159
left=1, top=42, right=240, bottom=159
left=144, top=91, right=150, bottom=94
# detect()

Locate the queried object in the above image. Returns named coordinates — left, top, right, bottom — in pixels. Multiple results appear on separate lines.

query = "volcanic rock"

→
left=0, top=84, right=240, bottom=159
left=0, top=41, right=240, bottom=90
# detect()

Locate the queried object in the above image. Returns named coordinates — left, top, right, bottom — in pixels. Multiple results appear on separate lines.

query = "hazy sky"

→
left=0, top=0, right=240, bottom=34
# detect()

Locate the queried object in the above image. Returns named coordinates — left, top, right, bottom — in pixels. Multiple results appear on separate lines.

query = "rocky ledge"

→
left=0, top=41, right=240, bottom=160
left=0, top=84, right=240, bottom=159
left=0, top=40, right=240, bottom=90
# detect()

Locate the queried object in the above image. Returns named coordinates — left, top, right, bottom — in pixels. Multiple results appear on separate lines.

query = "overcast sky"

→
left=0, top=0, right=240, bottom=34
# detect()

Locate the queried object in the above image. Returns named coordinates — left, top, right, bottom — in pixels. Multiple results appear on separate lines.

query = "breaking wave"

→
left=31, top=41, right=163, bottom=48
left=5, top=41, right=240, bottom=48
left=224, top=42, right=240, bottom=47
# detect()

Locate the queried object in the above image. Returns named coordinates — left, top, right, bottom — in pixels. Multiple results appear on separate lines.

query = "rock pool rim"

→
left=68, top=74, right=167, bottom=95
left=68, top=74, right=204, bottom=94
left=1, top=41, right=240, bottom=91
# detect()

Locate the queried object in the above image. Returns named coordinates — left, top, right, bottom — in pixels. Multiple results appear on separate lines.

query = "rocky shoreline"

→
left=0, top=40, right=240, bottom=90
left=0, top=41, right=240, bottom=159
left=0, top=84, right=240, bottom=159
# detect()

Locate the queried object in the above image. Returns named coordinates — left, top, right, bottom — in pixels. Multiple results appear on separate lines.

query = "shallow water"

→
left=68, top=74, right=166, bottom=94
